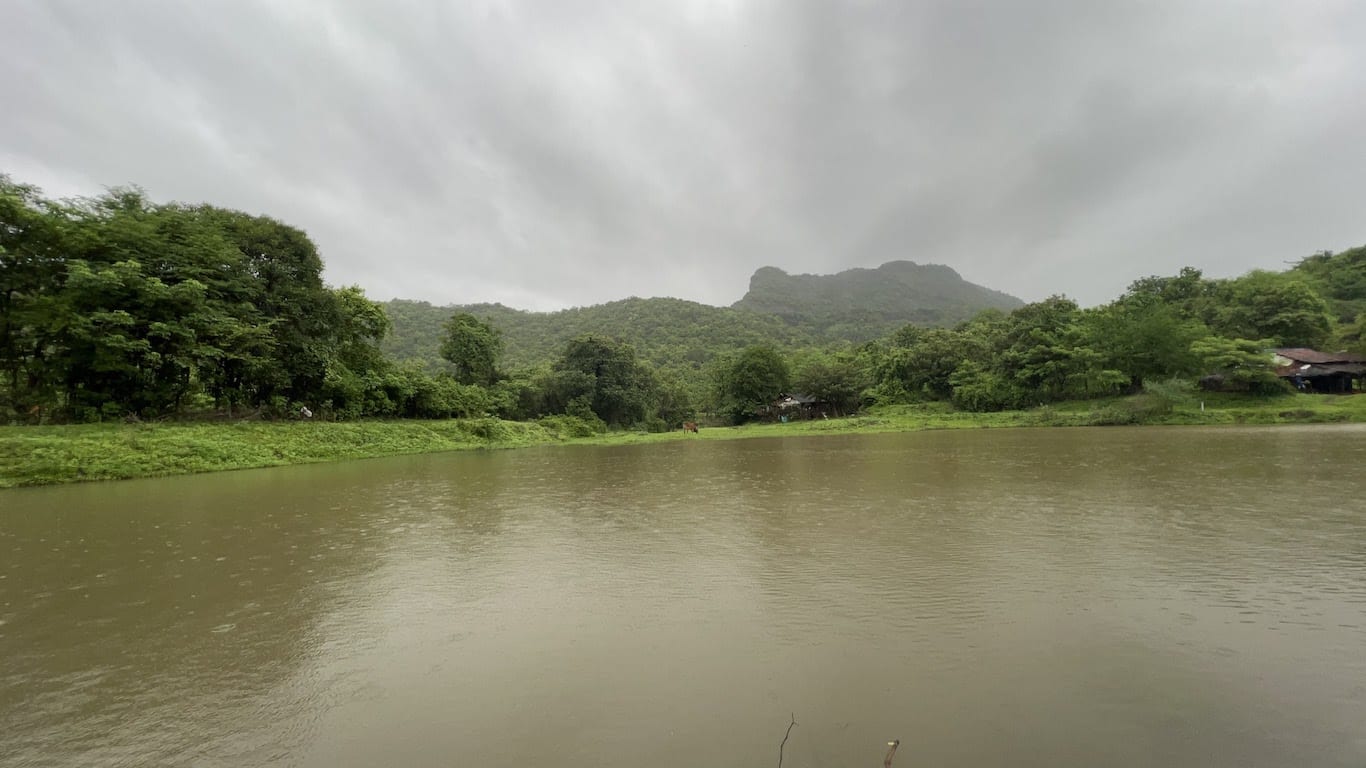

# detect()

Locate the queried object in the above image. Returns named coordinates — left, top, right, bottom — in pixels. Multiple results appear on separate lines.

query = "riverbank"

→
left=3, top=392, right=1363, bottom=488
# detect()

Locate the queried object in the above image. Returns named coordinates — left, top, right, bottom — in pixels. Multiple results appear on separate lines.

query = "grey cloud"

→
left=4, top=0, right=1365, bottom=310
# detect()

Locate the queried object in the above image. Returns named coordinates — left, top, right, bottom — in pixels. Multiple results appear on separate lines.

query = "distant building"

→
left=770, top=392, right=832, bottom=420
left=1273, top=348, right=1366, bottom=394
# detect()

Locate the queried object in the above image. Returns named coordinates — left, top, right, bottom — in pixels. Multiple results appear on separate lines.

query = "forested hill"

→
left=382, top=296, right=813, bottom=372
left=382, top=261, right=1023, bottom=370
left=7, top=169, right=1363, bottom=429
left=732, top=261, right=1025, bottom=339
left=1291, top=246, right=1366, bottom=325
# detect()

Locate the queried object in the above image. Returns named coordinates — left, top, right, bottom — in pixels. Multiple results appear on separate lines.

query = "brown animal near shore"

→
left=682, top=421, right=699, bottom=433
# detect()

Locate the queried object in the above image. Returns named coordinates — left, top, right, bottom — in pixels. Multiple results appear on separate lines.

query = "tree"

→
left=213, top=209, right=335, bottom=404
left=317, top=286, right=393, bottom=417
left=792, top=351, right=866, bottom=415
left=652, top=370, right=697, bottom=427
left=440, top=312, right=503, bottom=386
left=1292, top=247, right=1366, bottom=324
left=1335, top=311, right=1366, bottom=355
left=1083, top=296, right=1204, bottom=390
left=55, top=259, right=220, bottom=417
left=552, top=335, right=656, bottom=427
left=876, top=328, right=981, bottom=400
left=1124, top=266, right=1211, bottom=320
left=0, top=175, right=70, bottom=418
left=1190, top=336, right=1284, bottom=393
left=1209, top=271, right=1332, bottom=349
left=715, top=345, right=790, bottom=422
left=996, top=296, right=1092, bottom=402
left=949, top=360, right=1017, bottom=412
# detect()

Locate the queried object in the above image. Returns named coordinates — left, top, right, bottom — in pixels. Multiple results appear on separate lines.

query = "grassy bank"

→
left=3, top=392, right=1364, bottom=488
left=0, top=418, right=559, bottom=489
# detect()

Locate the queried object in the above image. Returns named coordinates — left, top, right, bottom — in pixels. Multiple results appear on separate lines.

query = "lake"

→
left=2, top=425, right=1365, bottom=767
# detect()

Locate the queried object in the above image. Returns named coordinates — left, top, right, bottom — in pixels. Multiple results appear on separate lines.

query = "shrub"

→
left=458, top=417, right=511, bottom=441
left=1089, top=405, right=1139, bottom=426
left=536, top=414, right=605, bottom=438
left=949, top=362, right=1019, bottom=412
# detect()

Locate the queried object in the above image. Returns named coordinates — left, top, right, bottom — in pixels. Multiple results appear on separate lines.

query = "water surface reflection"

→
left=2, top=426, right=1364, bottom=767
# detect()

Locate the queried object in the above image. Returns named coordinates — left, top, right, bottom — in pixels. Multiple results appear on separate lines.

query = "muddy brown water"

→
left=2, top=425, right=1365, bottom=767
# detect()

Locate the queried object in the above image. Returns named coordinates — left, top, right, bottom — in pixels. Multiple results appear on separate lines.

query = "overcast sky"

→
left=4, top=1, right=1365, bottom=311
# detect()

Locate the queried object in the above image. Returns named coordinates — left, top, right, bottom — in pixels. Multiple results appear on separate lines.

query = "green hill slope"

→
left=1291, top=245, right=1366, bottom=324
left=382, top=261, right=1023, bottom=370
left=382, top=296, right=814, bottom=372
left=732, top=261, right=1024, bottom=340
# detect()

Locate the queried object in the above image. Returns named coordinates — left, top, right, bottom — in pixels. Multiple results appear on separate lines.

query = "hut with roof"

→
left=1273, top=348, right=1366, bottom=394
left=770, top=392, right=834, bottom=420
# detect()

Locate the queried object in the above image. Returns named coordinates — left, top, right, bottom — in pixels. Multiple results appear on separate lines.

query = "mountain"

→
left=381, top=261, right=1023, bottom=371
left=732, top=261, right=1024, bottom=340
left=382, top=296, right=812, bottom=373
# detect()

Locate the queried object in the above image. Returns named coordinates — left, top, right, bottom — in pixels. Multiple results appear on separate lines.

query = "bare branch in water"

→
left=884, top=739, right=900, bottom=768
left=777, top=713, right=797, bottom=768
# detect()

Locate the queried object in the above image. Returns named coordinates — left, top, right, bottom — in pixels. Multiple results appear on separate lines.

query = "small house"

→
left=1273, top=348, right=1366, bottom=394
left=771, top=392, right=832, bottom=420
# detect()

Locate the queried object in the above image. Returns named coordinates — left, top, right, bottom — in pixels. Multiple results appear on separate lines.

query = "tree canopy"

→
left=440, top=312, right=503, bottom=386
left=5, top=171, right=1364, bottom=427
left=0, top=177, right=391, bottom=420
left=714, top=345, right=791, bottom=422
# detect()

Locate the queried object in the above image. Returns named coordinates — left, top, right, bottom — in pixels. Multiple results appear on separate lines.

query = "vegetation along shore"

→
left=3, top=172, right=1364, bottom=489
left=4, top=392, right=1365, bottom=488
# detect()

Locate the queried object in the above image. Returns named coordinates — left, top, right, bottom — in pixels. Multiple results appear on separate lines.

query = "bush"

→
left=1142, top=377, right=1194, bottom=404
left=1089, top=405, right=1140, bottom=426
left=949, top=363, right=1019, bottom=412
left=411, top=376, right=493, bottom=418
left=1125, top=394, right=1174, bottom=420
left=458, top=417, right=511, bottom=441
left=489, top=376, right=539, bottom=420
left=536, top=414, right=606, bottom=438
left=1090, top=388, right=1183, bottom=426
left=861, top=381, right=914, bottom=407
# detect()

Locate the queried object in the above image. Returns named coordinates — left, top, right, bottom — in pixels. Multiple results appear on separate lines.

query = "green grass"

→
left=3, top=392, right=1364, bottom=488
left=0, top=418, right=562, bottom=488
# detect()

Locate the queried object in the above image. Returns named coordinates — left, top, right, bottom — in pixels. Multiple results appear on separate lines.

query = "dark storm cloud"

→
left=4, top=0, right=1365, bottom=309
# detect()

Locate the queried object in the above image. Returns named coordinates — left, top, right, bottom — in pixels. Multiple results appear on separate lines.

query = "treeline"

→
left=0, top=176, right=706, bottom=427
left=864, top=264, right=1356, bottom=412
left=409, top=255, right=1363, bottom=428
left=383, top=262, right=1023, bottom=371
left=0, top=175, right=464, bottom=422
left=795, top=256, right=1364, bottom=416
left=384, top=296, right=811, bottom=372
left=4, top=174, right=1362, bottom=428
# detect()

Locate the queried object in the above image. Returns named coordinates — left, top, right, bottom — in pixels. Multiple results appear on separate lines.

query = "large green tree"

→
left=715, top=345, right=790, bottom=422
left=875, top=327, right=983, bottom=401
left=440, top=312, right=503, bottom=386
left=1292, top=247, right=1366, bottom=325
left=1209, top=271, right=1332, bottom=349
left=1190, top=336, right=1283, bottom=393
left=1084, top=295, right=1204, bottom=390
left=792, top=350, right=866, bottom=415
left=0, top=176, right=70, bottom=418
left=0, top=177, right=403, bottom=421
left=552, top=335, right=657, bottom=427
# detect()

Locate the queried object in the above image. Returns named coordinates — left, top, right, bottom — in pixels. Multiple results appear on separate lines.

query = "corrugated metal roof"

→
left=1276, top=363, right=1366, bottom=378
left=1274, top=348, right=1366, bottom=364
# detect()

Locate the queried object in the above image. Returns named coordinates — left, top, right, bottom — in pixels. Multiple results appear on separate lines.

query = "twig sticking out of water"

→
left=884, top=739, right=900, bottom=768
left=777, top=713, right=797, bottom=768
